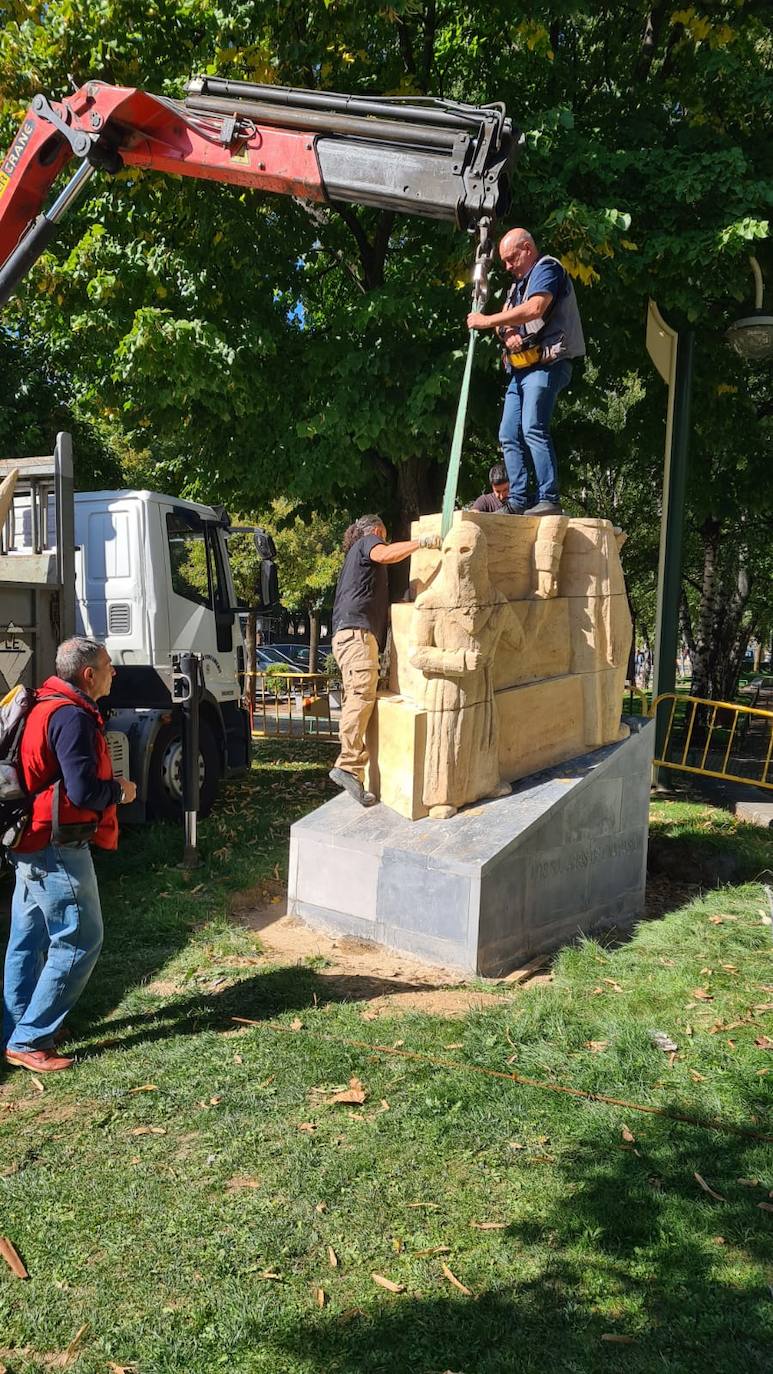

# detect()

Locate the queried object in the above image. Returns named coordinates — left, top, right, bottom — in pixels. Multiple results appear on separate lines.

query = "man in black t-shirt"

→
left=330, top=514, right=440, bottom=806
left=470, top=462, right=510, bottom=513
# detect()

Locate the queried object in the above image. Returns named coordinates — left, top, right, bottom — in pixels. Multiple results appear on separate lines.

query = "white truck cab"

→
left=1, top=437, right=250, bottom=821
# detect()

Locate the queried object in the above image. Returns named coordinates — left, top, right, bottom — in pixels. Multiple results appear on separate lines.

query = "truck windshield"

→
left=166, top=509, right=212, bottom=607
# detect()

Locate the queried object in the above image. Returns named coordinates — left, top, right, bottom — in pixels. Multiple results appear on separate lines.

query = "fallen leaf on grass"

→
left=315, top=1287, right=327, bottom=1308
left=297, top=1122, right=316, bottom=1133
left=695, top=1172, right=726, bottom=1202
left=470, top=1220, right=507, bottom=1230
left=371, top=1273, right=405, bottom=1293
left=315, top=1202, right=328, bottom=1214
left=225, top=1176, right=261, bottom=1191
left=30, top=1076, right=45, bottom=1095
left=509, top=1141, right=525, bottom=1150
left=755, top=1036, right=773, bottom=1049
left=758, top=1202, right=773, bottom=1214
left=737, top=1178, right=759, bottom=1188
left=442, top=1263, right=472, bottom=1296
left=621, top=1125, right=636, bottom=1144
left=445, top=1043, right=464, bottom=1050
left=601, top=1334, right=636, bottom=1344
left=107, top=1364, right=137, bottom=1373
left=690, top=1070, right=706, bottom=1083
left=585, top=1040, right=608, bottom=1053
left=289, top=1018, right=304, bottom=1032
left=692, top=988, right=714, bottom=1001
left=331, top=1077, right=367, bottom=1106
left=406, top=1201, right=439, bottom=1210
left=128, top=1084, right=158, bottom=1094
left=414, top=1245, right=451, bottom=1257
left=209, top=1096, right=223, bottom=1106
left=603, top=979, right=623, bottom=992
left=327, top=1246, right=338, bottom=1268
left=258, top=1270, right=282, bottom=1280
left=127, top=1126, right=166, bottom=1136
left=0, top=1236, right=29, bottom=1279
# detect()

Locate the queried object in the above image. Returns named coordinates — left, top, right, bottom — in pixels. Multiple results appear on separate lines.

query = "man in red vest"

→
left=2, top=638, right=137, bottom=1072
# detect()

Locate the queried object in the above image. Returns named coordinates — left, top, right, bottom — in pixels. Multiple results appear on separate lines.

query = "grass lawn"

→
left=1, top=740, right=771, bottom=1374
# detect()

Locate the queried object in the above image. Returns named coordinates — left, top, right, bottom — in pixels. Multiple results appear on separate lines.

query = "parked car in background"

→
left=272, top=642, right=331, bottom=670
left=254, top=645, right=301, bottom=672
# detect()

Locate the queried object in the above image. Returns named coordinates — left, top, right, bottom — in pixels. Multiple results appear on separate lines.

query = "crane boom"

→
left=0, top=77, right=519, bottom=308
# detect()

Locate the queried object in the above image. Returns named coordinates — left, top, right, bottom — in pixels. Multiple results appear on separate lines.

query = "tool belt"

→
left=507, top=344, right=543, bottom=369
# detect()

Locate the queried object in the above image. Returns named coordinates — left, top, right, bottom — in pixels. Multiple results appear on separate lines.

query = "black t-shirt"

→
left=332, top=533, right=389, bottom=649
left=471, top=492, right=508, bottom=512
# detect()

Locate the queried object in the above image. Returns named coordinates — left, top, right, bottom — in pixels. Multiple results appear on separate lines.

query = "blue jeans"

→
left=498, top=360, right=572, bottom=508
left=3, top=844, right=104, bottom=1052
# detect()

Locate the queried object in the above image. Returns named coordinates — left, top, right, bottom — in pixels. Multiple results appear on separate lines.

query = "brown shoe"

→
left=4, top=1047, right=75, bottom=1073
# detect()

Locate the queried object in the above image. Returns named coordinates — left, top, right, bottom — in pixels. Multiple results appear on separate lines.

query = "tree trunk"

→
left=690, top=518, right=755, bottom=702
left=308, top=609, right=320, bottom=674
left=690, top=517, right=722, bottom=700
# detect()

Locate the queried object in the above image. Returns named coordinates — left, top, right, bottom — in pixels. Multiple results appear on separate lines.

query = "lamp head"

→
left=725, top=254, right=773, bottom=361
left=726, top=310, right=773, bottom=362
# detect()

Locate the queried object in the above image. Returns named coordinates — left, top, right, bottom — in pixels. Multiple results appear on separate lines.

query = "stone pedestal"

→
left=288, top=717, right=654, bottom=977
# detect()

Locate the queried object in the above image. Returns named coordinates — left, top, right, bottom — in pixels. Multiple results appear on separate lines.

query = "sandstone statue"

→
left=409, top=523, right=523, bottom=818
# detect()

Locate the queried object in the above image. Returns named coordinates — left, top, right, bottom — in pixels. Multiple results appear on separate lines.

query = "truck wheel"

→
left=147, top=720, right=220, bottom=822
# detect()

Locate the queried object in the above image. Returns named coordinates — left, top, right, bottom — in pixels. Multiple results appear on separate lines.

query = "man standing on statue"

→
left=467, top=228, right=585, bottom=517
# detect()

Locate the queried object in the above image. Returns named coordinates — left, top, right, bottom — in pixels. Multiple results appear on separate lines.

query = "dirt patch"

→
left=229, top=880, right=539, bottom=1017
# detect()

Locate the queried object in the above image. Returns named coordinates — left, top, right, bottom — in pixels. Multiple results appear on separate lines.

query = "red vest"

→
left=17, top=676, right=119, bottom=853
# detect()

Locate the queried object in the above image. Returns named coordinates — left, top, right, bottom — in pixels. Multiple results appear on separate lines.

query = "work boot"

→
left=329, top=767, right=377, bottom=808
left=4, top=1047, right=75, bottom=1073
left=527, top=500, right=563, bottom=516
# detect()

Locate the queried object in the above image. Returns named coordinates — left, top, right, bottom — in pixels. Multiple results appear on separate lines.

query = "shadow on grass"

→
left=270, top=1136, right=772, bottom=1373
left=69, top=964, right=448, bottom=1056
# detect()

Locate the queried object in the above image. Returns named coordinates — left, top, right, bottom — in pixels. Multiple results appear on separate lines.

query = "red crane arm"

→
left=0, top=78, right=518, bottom=307
left=0, top=82, right=326, bottom=267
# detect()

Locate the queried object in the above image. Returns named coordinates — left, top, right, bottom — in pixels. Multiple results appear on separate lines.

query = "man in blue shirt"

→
left=467, top=228, right=585, bottom=516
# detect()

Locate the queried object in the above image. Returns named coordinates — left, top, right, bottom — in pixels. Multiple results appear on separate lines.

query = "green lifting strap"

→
left=440, top=327, right=478, bottom=538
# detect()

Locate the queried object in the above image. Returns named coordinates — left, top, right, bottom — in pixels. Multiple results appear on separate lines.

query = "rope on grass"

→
left=231, top=1017, right=773, bottom=1144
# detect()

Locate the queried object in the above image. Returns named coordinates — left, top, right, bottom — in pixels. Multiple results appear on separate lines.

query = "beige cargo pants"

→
left=332, top=628, right=379, bottom=780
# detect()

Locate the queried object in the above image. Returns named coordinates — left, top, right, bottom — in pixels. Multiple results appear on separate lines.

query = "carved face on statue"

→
left=437, top=524, right=491, bottom=608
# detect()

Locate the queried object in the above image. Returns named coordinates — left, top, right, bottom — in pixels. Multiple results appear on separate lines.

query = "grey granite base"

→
left=288, top=716, right=655, bottom=977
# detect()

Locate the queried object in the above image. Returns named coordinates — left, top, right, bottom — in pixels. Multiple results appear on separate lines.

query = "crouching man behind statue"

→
left=409, top=524, right=523, bottom=819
